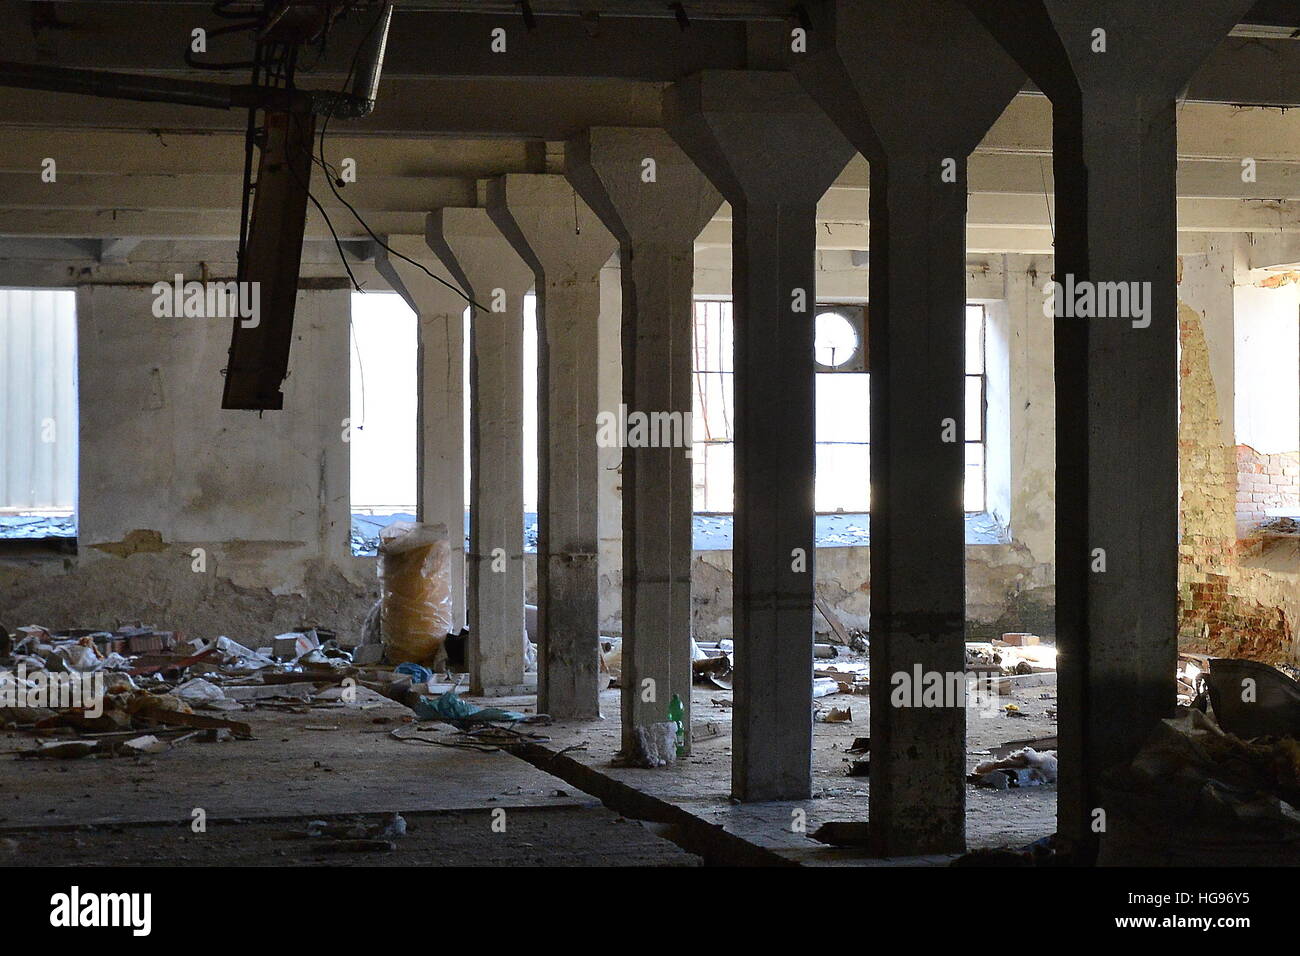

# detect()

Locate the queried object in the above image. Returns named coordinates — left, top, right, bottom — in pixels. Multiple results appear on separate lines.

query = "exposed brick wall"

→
left=1176, top=303, right=1296, bottom=663
left=1180, top=572, right=1294, bottom=665
left=1236, top=445, right=1300, bottom=537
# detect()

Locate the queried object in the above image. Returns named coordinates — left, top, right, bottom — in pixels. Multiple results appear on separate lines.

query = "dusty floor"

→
left=0, top=664, right=1055, bottom=865
left=517, top=678, right=1058, bottom=863
left=2, top=808, right=698, bottom=867
left=0, top=685, right=702, bottom=865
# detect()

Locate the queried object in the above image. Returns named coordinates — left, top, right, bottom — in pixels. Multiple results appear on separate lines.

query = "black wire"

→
left=316, top=4, right=487, bottom=312
left=282, top=120, right=364, bottom=294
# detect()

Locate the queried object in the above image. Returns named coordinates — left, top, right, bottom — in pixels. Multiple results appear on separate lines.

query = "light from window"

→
left=691, top=300, right=989, bottom=514
left=815, top=310, right=859, bottom=368
left=349, top=292, right=417, bottom=514
left=0, top=288, right=78, bottom=539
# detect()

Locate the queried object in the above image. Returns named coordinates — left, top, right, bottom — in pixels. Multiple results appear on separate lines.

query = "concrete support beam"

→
left=566, top=127, right=722, bottom=754
left=375, top=237, right=469, bottom=633
left=963, top=0, right=1257, bottom=861
left=664, top=72, right=854, bottom=801
left=794, top=0, right=1024, bottom=856
left=486, top=175, right=616, bottom=719
left=427, top=206, right=533, bottom=696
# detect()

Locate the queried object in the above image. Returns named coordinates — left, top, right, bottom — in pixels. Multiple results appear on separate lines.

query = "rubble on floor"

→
left=1205, top=657, right=1300, bottom=739
left=1099, top=707, right=1300, bottom=864
left=970, top=747, right=1058, bottom=789
left=1, top=619, right=550, bottom=763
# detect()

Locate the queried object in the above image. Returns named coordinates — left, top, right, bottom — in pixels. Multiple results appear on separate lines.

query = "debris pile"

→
left=1100, top=706, right=1300, bottom=864
left=970, top=747, right=1058, bottom=789
left=0, top=622, right=365, bottom=758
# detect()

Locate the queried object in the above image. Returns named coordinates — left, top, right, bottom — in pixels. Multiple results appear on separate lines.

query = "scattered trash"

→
left=1098, top=708, right=1300, bottom=864
left=120, top=734, right=169, bottom=756
left=298, top=813, right=407, bottom=853
left=272, top=631, right=320, bottom=661
left=817, top=706, right=852, bottom=723
left=394, top=662, right=435, bottom=685
left=812, top=677, right=841, bottom=699
left=628, top=722, right=678, bottom=768
left=692, top=652, right=733, bottom=689
left=844, top=737, right=870, bottom=776
left=410, top=689, right=538, bottom=728
left=970, top=747, right=1058, bottom=788
left=173, top=678, right=227, bottom=704
left=1206, top=658, right=1300, bottom=739
left=1000, top=632, right=1040, bottom=646
left=22, top=740, right=101, bottom=760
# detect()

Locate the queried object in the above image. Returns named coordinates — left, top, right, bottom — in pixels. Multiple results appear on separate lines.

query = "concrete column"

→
left=375, top=238, right=468, bottom=632
left=427, top=206, right=532, bottom=696
left=566, top=128, right=723, bottom=755
left=794, top=0, right=1024, bottom=855
left=962, top=0, right=1256, bottom=859
left=486, top=175, right=616, bottom=719
left=664, top=72, right=854, bottom=801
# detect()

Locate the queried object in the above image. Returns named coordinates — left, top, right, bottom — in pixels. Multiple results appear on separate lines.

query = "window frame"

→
left=690, top=297, right=991, bottom=516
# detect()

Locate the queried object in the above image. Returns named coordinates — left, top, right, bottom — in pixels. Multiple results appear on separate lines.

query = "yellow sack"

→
left=378, top=521, right=454, bottom=666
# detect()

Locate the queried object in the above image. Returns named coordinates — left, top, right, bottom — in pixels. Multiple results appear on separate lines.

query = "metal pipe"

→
left=346, top=2, right=394, bottom=114
left=0, top=57, right=383, bottom=117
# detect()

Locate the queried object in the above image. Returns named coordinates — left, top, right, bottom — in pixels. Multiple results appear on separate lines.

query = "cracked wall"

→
left=1177, top=245, right=1300, bottom=665
left=0, top=274, right=375, bottom=644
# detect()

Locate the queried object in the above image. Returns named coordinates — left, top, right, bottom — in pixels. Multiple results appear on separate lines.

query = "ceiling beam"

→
left=0, top=76, right=662, bottom=136
left=7, top=6, right=1300, bottom=106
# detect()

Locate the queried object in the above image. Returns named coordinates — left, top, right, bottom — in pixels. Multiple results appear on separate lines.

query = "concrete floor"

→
left=0, top=686, right=697, bottom=866
left=514, top=683, right=1058, bottom=864
left=0, top=676, right=1055, bottom=866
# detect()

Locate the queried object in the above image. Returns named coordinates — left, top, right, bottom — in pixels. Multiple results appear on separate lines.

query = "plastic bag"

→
left=378, top=521, right=453, bottom=666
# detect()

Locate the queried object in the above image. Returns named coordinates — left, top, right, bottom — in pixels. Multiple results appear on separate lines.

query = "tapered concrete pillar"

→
left=794, top=0, right=1024, bottom=856
left=664, top=72, right=854, bottom=801
left=486, top=175, right=616, bottom=719
left=375, top=238, right=467, bottom=632
left=565, top=128, right=723, bottom=755
left=962, top=0, right=1256, bottom=860
left=427, top=206, right=532, bottom=696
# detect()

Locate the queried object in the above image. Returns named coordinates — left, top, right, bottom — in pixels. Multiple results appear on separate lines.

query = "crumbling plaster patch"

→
left=1177, top=291, right=1298, bottom=664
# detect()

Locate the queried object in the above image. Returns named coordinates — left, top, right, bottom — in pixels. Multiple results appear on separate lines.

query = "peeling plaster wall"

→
left=0, top=256, right=375, bottom=643
left=1177, top=241, right=1300, bottom=665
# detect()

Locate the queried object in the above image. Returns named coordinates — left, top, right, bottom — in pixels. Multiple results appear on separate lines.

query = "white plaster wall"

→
left=998, top=254, right=1056, bottom=572
left=0, top=258, right=373, bottom=645
left=1235, top=279, right=1300, bottom=454
left=1177, top=239, right=1240, bottom=446
left=75, top=282, right=352, bottom=578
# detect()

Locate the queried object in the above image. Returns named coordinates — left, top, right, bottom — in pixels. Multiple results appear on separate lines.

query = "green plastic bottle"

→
left=668, top=693, right=685, bottom=757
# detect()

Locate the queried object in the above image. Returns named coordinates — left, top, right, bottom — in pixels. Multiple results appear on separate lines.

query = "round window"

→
left=814, top=310, right=859, bottom=368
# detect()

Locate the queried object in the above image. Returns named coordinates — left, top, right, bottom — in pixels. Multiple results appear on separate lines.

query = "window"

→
left=691, top=299, right=988, bottom=514
left=692, top=299, right=734, bottom=513
left=965, top=304, right=987, bottom=512
left=349, top=291, right=417, bottom=553
left=0, top=288, right=78, bottom=542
